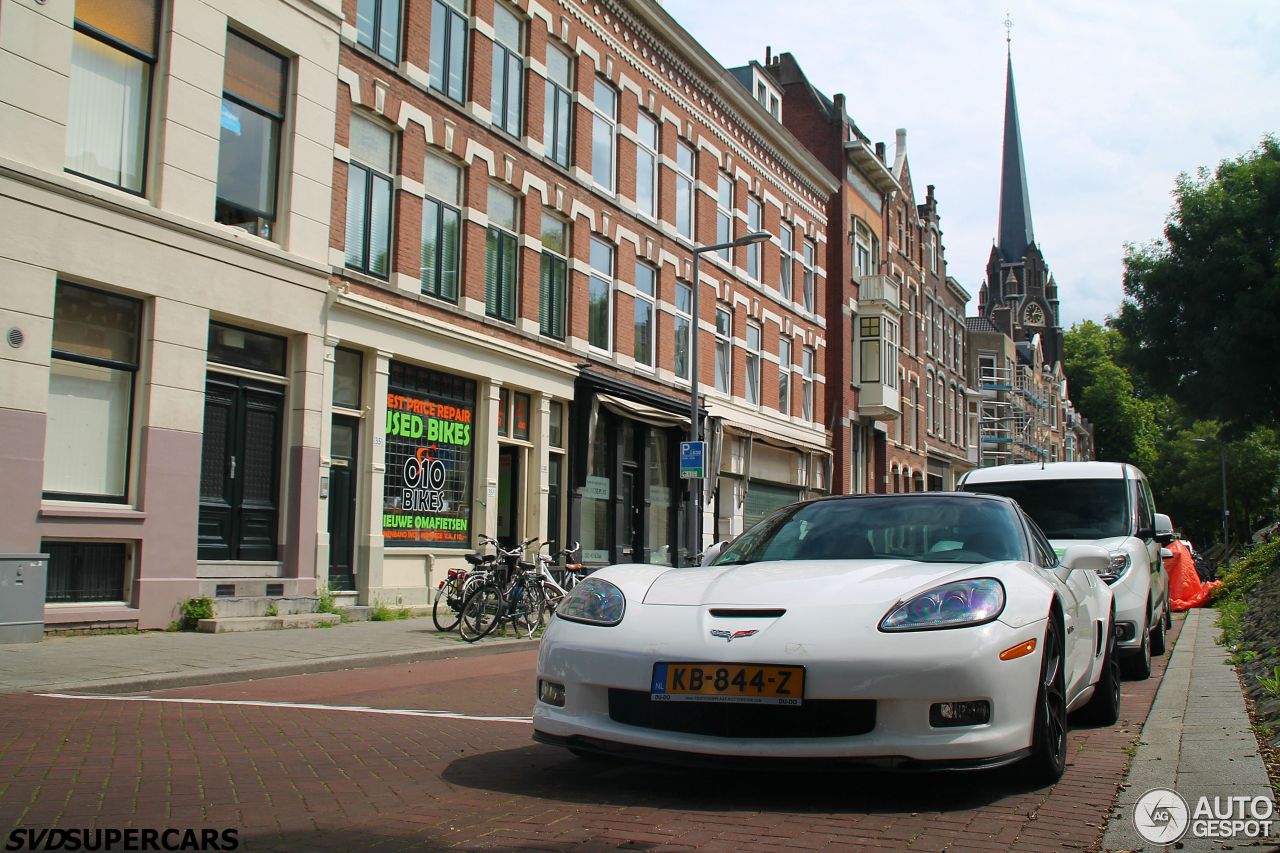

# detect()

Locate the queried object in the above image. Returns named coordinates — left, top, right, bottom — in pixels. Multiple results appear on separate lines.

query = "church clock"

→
left=1023, top=303, right=1045, bottom=326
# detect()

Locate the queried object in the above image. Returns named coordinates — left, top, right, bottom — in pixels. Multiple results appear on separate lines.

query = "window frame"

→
left=778, top=336, right=791, bottom=416
left=801, top=346, right=815, bottom=422
left=801, top=239, right=816, bottom=312
left=489, top=3, right=524, bottom=138
left=356, top=0, right=402, bottom=63
left=588, top=236, right=614, bottom=352
left=859, top=316, right=880, bottom=385
left=591, top=77, right=617, bottom=193
left=429, top=0, right=468, bottom=103
left=746, top=195, right=763, bottom=280
left=538, top=213, right=568, bottom=340
left=634, top=111, right=659, bottom=220
left=779, top=224, right=793, bottom=302
left=633, top=261, right=657, bottom=368
left=65, top=0, right=162, bottom=195
left=673, top=281, right=692, bottom=381
left=44, top=282, right=143, bottom=503
left=543, top=43, right=573, bottom=167
left=713, top=306, right=732, bottom=395
left=485, top=184, right=519, bottom=322
left=715, top=172, right=734, bottom=262
left=343, top=115, right=396, bottom=279
left=745, top=321, right=761, bottom=406
left=420, top=152, right=462, bottom=302
left=674, top=139, right=695, bottom=240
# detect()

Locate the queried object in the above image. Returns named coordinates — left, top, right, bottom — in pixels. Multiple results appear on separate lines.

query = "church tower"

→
left=979, top=25, right=1064, bottom=367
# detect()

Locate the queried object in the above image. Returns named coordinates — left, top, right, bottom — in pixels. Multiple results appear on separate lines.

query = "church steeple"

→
left=996, top=28, right=1034, bottom=264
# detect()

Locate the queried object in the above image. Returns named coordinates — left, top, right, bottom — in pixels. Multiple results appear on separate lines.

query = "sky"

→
left=661, top=0, right=1280, bottom=327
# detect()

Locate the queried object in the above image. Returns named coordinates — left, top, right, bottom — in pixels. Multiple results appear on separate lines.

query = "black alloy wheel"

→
left=1078, top=612, right=1122, bottom=726
left=1021, top=617, right=1068, bottom=785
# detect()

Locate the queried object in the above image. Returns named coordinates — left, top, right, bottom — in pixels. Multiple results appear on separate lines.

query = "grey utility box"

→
left=0, top=554, right=48, bottom=644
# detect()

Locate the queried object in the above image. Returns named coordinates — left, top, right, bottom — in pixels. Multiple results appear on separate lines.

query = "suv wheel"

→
left=1150, top=605, right=1167, bottom=657
left=1122, top=611, right=1153, bottom=680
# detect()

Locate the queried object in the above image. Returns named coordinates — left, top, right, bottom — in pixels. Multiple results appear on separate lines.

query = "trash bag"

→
left=1167, top=538, right=1220, bottom=610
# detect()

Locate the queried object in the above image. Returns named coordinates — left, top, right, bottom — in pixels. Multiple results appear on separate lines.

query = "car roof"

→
left=802, top=491, right=1019, bottom=510
left=961, top=461, right=1141, bottom=483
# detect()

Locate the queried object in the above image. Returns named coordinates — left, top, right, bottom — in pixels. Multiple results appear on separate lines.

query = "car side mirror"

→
left=1160, top=547, right=1174, bottom=560
left=700, top=540, right=728, bottom=567
left=1153, top=513, right=1175, bottom=545
left=1062, top=543, right=1112, bottom=574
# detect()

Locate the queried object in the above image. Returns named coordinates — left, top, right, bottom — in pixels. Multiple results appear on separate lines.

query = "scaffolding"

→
left=978, top=364, right=1046, bottom=466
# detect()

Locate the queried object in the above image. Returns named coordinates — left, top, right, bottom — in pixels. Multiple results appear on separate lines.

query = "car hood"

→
left=1048, top=536, right=1130, bottom=553
left=642, top=559, right=989, bottom=608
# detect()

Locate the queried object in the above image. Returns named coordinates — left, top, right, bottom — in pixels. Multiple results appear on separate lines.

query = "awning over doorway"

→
left=596, top=392, right=691, bottom=429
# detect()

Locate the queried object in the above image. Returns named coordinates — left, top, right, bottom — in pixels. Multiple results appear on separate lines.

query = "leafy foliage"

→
left=177, top=596, right=215, bottom=631
left=1215, top=539, right=1280, bottom=653
left=1114, top=136, right=1280, bottom=431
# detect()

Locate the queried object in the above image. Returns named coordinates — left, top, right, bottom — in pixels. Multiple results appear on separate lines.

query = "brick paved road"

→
left=0, top=620, right=1182, bottom=853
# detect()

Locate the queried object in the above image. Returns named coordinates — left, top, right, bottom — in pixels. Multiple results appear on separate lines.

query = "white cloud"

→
left=661, top=0, right=1280, bottom=326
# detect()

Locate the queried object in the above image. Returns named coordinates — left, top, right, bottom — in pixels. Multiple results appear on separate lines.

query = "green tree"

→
left=1063, top=321, right=1163, bottom=471
left=1114, top=136, right=1280, bottom=430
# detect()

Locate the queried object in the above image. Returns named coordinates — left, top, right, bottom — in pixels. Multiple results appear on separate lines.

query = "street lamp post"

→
left=1193, top=438, right=1230, bottom=569
left=687, top=230, right=772, bottom=565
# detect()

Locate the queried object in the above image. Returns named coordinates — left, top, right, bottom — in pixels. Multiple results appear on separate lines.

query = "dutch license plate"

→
left=650, top=662, right=804, bottom=706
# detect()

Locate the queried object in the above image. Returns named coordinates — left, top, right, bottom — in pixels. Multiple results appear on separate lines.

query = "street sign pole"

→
left=688, top=249, right=701, bottom=565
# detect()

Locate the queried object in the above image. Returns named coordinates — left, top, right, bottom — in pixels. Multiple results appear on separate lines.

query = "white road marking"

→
left=35, top=693, right=532, bottom=724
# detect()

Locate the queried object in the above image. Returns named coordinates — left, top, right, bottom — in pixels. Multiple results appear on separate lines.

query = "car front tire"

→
left=1019, top=617, right=1068, bottom=786
left=1078, top=613, right=1121, bottom=726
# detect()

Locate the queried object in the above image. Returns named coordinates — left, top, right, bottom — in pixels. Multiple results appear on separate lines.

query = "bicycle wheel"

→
left=432, top=576, right=464, bottom=632
left=513, top=582, right=547, bottom=637
left=458, top=584, right=504, bottom=642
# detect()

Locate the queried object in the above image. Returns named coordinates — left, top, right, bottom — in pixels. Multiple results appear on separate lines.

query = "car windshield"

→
left=961, top=478, right=1130, bottom=539
left=712, top=495, right=1028, bottom=565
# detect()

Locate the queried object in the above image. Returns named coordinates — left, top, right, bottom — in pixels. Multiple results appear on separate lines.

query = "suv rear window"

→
left=961, top=478, right=1130, bottom=540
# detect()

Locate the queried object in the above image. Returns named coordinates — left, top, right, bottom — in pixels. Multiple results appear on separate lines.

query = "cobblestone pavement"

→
left=0, top=622, right=1182, bottom=852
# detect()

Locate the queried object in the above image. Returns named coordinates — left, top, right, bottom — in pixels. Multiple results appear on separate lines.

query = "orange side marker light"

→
left=999, top=638, right=1037, bottom=661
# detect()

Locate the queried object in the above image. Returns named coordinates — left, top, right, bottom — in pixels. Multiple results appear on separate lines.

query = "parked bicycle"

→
left=533, top=541, right=585, bottom=613
left=431, top=534, right=502, bottom=632
left=458, top=537, right=545, bottom=642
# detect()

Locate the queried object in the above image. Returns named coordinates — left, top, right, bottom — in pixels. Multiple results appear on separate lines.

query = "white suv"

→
left=959, top=461, right=1171, bottom=679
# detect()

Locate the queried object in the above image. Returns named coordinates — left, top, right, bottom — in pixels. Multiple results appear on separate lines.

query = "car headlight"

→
left=556, top=577, right=626, bottom=626
left=880, top=578, right=1005, bottom=632
left=1099, top=550, right=1131, bottom=585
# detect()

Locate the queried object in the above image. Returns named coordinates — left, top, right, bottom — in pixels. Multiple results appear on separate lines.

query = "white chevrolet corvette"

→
left=533, top=493, right=1119, bottom=783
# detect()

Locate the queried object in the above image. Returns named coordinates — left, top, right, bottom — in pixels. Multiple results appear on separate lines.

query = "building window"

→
left=907, top=288, right=918, bottom=353
left=344, top=114, right=395, bottom=278
left=496, top=387, right=531, bottom=440
left=485, top=185, right=518, bottom=322
left=746, top=196, right=762, bottom=280
left=547, top=400, right=566, bottom=548
left=936, top=376, right=945, bottom=436
left=885, top=319, right=899, bottom=388
left=802, top=346, right=815, bottom=421
left=802, top=239, right=816, bottom=311
left=429, top=0, right=467, bottom=102
left=591, top=78, right=617, bottom=192
left=779, top=224, right=793, bottom=302
left=44, top=283, right=141, bottom=501
left=65, top=0, right=159, bottom=193
left=908, top=380, right=919, bottom=447
left=539, top=213, right=567, bottom=340
left=588, top=237, right=613, bottom=351
left=675, top=140, right=695, bottom=239
left=926, top=372, right=934, bottom=434
left=543, top=45, right=573, bottom=167
left=934, top=309, right=944, bottom=363
left=929, top=231, right=938, bottom=274
left=333, top=347, right=363, bottom=409
left=745, top=322, right=761, bottom=405
left=356, top=0, right=400, bottom=62
left=44, top=541, right=128, bottom=604
left=853, top=218, right=878, bottom=277
left=215, top=32, right=287, bottom=240
left=634, top=261, right=656, bottom=368
left=383, top=362, right=475, bottom=548
left=635, top=112, right=658, bottom=219
left=673, top=282, right=692, bottom=380
left=778, top=336, right=791, bottom=416
left=714, top=307, right=731, bottom=394
left=925, top=300, right=933, bottom=355
left=420, top=153, right=461, bottom=301
left=859, top=317, right=880, bottom=385
left=715, top=172, right=733, bottom=262
left=490, top=4, right=523, bottom=137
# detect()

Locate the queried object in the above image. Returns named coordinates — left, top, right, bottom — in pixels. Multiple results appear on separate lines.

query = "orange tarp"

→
left=1168, top=538, right=1220, bottom=611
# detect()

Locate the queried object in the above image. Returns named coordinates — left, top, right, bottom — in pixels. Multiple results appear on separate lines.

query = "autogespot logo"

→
left=1135, top=788, right=1190, bottom=844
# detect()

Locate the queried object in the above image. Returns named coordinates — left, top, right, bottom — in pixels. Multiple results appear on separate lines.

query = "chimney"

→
left=765, top=46, right=772, bottom=66
left=875, top=142, right=886, bottom=162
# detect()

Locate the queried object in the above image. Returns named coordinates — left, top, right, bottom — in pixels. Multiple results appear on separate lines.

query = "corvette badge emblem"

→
left=710, top=629, right=759, bottom=642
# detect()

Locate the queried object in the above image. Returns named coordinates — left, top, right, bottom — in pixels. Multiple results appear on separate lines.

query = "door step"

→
left=196, top=613, right=341, bottom=633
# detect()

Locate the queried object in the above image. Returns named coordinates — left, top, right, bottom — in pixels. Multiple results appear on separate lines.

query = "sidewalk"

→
left=0, top=618, right=537, bottom=695
left=1102, top=608, right=1275, bottom=852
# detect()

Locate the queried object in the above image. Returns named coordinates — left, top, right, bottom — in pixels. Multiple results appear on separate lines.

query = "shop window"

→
left=581, top=423, right=611, bottom=563
left=44, top=283, right=141, bottom=501
left=674, top=140, right=695, bottom=239
left=591, top=78, right=616, bottom=192
left=489, top=4, right=523, bottom=137
left=647, top=430, right=673, bottom=565
left=543, top=45, right=572, bottom=167
left=429, top=0, right=466, bottom=102
left=215, top=31, right=287, bottom=240
left=485, top=186, right=518, bottom=322
left=539, top=214, right=567, bottom=340
left=65, top=0, right=159, bottom=193
left=715, top=172, right=733, bottom=262
left=779, top=224, right=793, bottom=302
left=635, top=112, right=658, bottom=219
left=588, top=237, right=614, bottom=351
left=633, top=261, right=656, bottom=368
left=382, top=361, right=475, bottom=548
left=356, top=0, right=400, bottom=62
left=344, top=114, right=395, bottom=278
left=43, top=541, right=128, bottom=603
left=673, top=282, right=691, bottom=380
left=421, top=153, right=462, bottom=301
left=714, top=307, right=731, bottom=394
